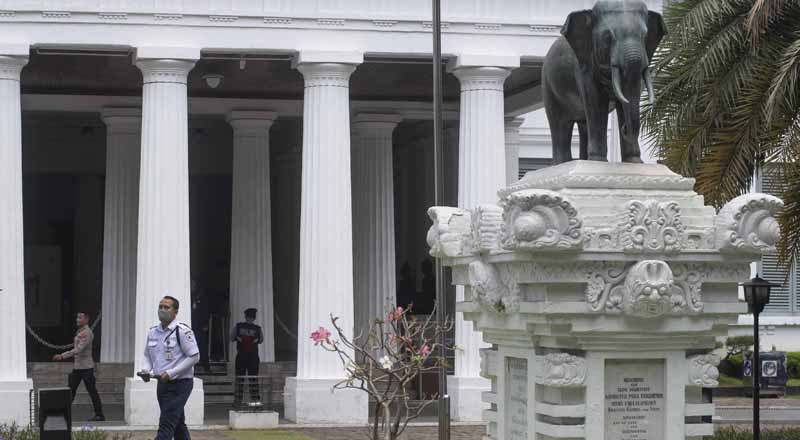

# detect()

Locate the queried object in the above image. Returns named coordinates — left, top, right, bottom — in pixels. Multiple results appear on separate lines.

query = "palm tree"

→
left=642, top=0, right=800, bottom=267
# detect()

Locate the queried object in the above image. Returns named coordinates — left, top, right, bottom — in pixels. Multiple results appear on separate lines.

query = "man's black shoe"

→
left=89, top=415, right=105, bottom=422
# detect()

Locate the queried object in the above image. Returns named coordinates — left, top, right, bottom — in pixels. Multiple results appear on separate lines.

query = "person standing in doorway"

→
left=53, top=312, right=105, bottom=421
left=231, top=308, right=263, bottom=406
left=138, top=296, right=199, bottom=440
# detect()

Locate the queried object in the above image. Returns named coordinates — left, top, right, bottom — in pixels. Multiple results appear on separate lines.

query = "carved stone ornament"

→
left=467, top=259, right=520, bottom=313
left=472, top=204, right=504, bottom=254
left=538, top=353, right=586, bottom=387
left=688, top=353, right=720, bottom=387
left=586, top=260, right=704, bottom=316
left=716, top=193, right=783, bottom=255
left=619, top=200, right=685, bottom=253
left=623, top=260, right=675, bottom=317
left=500, top=189, right=584, bottom=251
left=427, top=207, right=472, bottom=258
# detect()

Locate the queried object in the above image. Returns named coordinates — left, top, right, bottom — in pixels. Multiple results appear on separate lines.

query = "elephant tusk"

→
left=611, top=66, right=630, bottom=105
left=643, top=68, right=655, bottom=105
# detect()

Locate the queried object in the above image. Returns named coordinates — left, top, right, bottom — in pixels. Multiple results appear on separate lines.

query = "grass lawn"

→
left=226, top=431, right=314, bottom=440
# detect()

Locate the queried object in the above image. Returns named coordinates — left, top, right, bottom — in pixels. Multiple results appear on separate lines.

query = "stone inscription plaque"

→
left=604, top=359, right=665, bottom=440
left=506, top=357, right=528, bottom=440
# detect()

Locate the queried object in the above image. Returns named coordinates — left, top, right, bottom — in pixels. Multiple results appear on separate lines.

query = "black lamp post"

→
left=742, top=275, right=777, bottom=440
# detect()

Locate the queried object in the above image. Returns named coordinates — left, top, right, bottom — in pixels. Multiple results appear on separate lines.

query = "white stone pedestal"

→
left=447, top=376, right=490, bottom=422
left=283, top=377, right=368, bottom=424
left=124, top=378, right=204, bottom=426
left=229, top=410, right=279, bottom=429
left=0, top=380, right=33, bottom=425
left=428, top=161, right=782, bottom=440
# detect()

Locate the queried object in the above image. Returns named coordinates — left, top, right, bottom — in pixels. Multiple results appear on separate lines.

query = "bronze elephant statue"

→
left=542, top=0, right=666, bottom=164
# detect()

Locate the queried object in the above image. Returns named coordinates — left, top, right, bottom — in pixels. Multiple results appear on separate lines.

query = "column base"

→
left=0, top=380, right=33, bottom=426
left=124, top=378, right=204, bottom=426
left=447, top=375, right=490, bottom=422
left=283, top=377, right=368, bottom=424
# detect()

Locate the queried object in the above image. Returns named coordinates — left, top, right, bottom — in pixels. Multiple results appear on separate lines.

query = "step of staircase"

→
left=28, top=361, right=297, bottom=407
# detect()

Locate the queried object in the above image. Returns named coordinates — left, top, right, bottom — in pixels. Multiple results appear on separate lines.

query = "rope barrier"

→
left=273, top=310, right=297, bottom=341
left=26, top=313, right=102, bottom=351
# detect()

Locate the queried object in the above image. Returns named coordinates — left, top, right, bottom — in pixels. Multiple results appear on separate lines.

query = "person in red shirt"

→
left=230, top=308, right=263, bottom=407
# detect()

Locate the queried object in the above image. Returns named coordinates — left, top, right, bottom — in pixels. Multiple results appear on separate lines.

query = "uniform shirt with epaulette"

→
left=59, top=325, right=95, bottom=369
left=142, top=320, right=200, bottom=380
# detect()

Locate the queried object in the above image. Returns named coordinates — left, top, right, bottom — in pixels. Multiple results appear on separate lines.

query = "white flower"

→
left=379, top=355, right=393, bottom=370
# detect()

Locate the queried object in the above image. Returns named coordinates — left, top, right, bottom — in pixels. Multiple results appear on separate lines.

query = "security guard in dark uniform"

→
left=231, top=307, right=263, bottom=406
left=138, top=295, right=199, bottom=440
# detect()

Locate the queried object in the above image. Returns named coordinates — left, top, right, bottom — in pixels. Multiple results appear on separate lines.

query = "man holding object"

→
left=138, top=296, right=199, bottom=440
left=53, top=312, right=105, bottom=421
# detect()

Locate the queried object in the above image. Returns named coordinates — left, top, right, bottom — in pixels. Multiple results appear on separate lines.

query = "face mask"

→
left=158, top=309, right=172, bottom=321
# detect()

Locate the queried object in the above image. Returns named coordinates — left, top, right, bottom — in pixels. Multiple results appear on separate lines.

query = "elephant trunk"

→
left=612, top=41, right=647, bottom=141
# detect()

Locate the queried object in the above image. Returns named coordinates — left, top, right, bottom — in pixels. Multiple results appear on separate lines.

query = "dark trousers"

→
left=68, top=368, right=103, bottom=416
left=234, top=352, right=260, bottom=402
left=155, top=378, right=193, bottom=440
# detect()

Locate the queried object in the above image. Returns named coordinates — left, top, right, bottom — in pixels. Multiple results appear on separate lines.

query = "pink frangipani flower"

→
left=420, top=344, right=431, bottom=358
left=310, top=326, right=331, bottom=344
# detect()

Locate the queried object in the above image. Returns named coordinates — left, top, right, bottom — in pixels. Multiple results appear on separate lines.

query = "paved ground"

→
left=116, top=426, right=486, bottom=440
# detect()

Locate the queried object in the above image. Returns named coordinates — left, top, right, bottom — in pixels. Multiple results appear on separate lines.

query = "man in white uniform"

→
left=138, top=295, right=199, bottom=440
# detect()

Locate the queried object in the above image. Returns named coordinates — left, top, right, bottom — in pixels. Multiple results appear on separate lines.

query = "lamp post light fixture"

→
left=742, top=275, right=779, bottom=440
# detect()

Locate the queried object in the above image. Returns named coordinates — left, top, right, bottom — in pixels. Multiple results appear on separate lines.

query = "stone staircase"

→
left=28, top=362, right=131, bottom=405
left=27, top=361, right=297, bottom=410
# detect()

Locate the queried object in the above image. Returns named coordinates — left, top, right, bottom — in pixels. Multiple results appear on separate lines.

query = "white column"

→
left=227, top=110, right=277, bottom=362
left=0, top=46, right=33, bottom=426
left=100, top=108, right=141, bottom=363
left=351, top=114, right=401, bottom=346
left=448, top=54, right=519, bottom=422
left=504, top=116, right=524, bottom=184
left=125, top=48, right=203, bottom=426
left=284, top=51, right=367, bottom=424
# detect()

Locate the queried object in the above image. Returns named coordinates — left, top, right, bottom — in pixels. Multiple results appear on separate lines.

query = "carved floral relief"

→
left=426, top=207, right=472, bottom=258
left=688, top=353, right=720, bottom=387
left=537, top=353, right=586, bottom=387
left=472, top=204, right=504, bottom=254
left=500, top=189, right=585, bottom=251
left=468, top=259, right=520, bottom=313
left=619, top=200, right=685, bottom=253
left=715, top=193, right=783, bottom=255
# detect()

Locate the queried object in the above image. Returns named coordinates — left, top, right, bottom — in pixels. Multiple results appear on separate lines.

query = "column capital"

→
left=227, top=110, right=277, bottom=134
left=504, top=116, right=525, bottom=131
left=292, top=51, right=362, bottom=88
left=450, top=66, right=511, bottom=92
left=447, top=54, right=520, bottom=71
left=102, top=107, right=142, bottom=134
left=0, top=55, right=28, bottom=82
left=352, top=113, right=402, bottom=134
left=134, top=47, right=198, bottom=85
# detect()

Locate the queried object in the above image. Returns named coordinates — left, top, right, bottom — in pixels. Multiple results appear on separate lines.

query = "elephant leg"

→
left=577, top=122, right=588, bottom=160
left=546, top=106, right=574, bottom=165
left=616, top=102, right=643, bottom=163
left=578, top=69, right=610, bottom=161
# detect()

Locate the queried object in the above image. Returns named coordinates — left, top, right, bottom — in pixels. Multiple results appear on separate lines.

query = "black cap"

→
left=244, top=308, right=257, bottom=317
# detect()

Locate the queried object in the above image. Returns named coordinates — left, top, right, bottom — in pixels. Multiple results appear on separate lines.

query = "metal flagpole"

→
left=432, top=0, right=450, bottom=439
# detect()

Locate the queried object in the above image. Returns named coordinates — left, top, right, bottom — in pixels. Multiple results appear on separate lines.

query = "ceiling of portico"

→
left=20, top=51, right=541, bottom=104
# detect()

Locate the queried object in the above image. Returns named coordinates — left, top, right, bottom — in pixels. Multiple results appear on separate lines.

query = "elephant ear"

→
left=645, top=11, right=667, bottom=63
left=562, top=9, right=593, bottom=65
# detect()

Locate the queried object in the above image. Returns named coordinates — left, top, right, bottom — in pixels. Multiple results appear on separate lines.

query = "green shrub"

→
left=723, top=336, right=754, bottom=359
left=787, top=351, right=800, bottom=379
left=0, top=423, right=38, bottom=440
left=0, top=423, right=132, bottom=440
left=711, top=426, right=800, bottom=439
left=719, top=353, right=744, bottom=378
